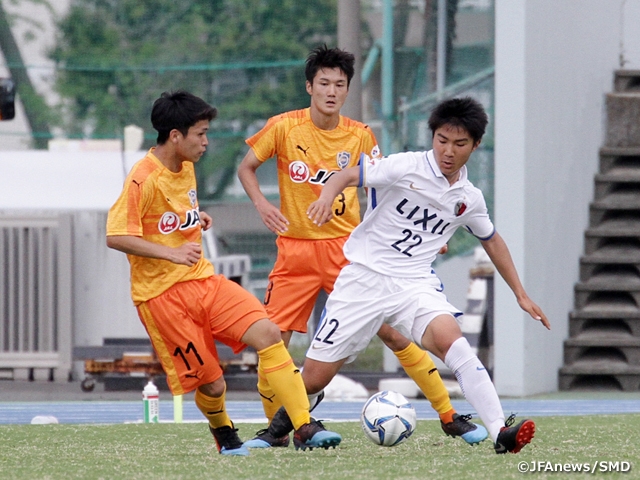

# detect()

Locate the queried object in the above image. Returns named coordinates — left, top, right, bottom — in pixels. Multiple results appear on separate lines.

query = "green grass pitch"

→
left=1, top=415, right=638, bottom=479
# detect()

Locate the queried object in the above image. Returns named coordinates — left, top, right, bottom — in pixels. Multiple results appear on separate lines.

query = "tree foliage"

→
left=0, top=0, right=53, bottom=147
left=49, top=0, right=337, bottom=198
left=49, top=0, right=337, bottom=139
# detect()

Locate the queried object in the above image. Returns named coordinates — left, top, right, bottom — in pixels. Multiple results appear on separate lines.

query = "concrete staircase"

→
left=559, top=70, right=640, bottom=391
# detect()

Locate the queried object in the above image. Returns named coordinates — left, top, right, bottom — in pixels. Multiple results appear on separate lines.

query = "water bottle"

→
left=142, top=380, right=159, bottom=423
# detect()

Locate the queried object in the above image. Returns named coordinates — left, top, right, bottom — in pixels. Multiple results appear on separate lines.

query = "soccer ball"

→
left=361, top=390, right=417, bottom=447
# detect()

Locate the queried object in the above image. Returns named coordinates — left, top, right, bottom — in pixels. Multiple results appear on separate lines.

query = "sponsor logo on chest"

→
left=288, top=153, right=351, bottom=185
left=158, top=209, right=202, bottom=234
left=158, top=189, right=201, bottom=234
left=289, top=161, right=310, bottom=183
left=395, top=198, right=451, bottom=235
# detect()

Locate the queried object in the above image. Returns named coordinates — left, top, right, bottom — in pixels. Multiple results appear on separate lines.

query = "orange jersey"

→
left=246, top=108, right=379, bottom=239
left=106, top=149, right=213, bottom=304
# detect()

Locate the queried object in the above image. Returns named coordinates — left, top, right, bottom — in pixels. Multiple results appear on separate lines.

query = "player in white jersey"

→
left=265, top=97, right=551, bottom=454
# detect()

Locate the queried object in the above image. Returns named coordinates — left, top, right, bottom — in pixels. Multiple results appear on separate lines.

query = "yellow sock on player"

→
left=257, top=360, right=284, bottom=423
left=257, top=340, right=310, bottom=430
left=395, top=342, right=456, bottom=421
left=195, top=387, right=232, bottom=429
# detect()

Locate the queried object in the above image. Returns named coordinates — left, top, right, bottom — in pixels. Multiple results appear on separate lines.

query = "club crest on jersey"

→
left=371, top=144, right=380, bottom=158
left=188, top=189, right=197, bottom=207
left=336, top=151, right=350, bottom=169
left=455, top=200, right=467, bottom=216
left=289, top=161, right=310, bottom=183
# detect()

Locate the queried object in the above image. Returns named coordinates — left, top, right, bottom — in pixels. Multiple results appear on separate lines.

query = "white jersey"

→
left=343, top=149, right=494, bottom=277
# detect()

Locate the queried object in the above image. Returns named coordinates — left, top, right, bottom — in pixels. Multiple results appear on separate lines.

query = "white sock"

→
left=444, top=337, right=505, bottom=442
left=300, top=365, right=324, bottom=412
left=308, top=390, right=324, bottom=412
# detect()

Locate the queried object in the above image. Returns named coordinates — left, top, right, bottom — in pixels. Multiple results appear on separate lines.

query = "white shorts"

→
left=306, top=263, right=462, bottom=364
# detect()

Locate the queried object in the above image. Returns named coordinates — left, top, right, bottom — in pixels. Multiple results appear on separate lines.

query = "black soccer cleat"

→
left=243, top=428, right=290, bottom=448
left=494, top=414, right=535, bottom=454
left=293, top=419, right=342, bottom=451
left=440, top=413, right=488, bottom=445
left=209, top=423, right=250, bottom=456
left=244, top=391, right=325, bottom=448
left=265, top=406, right=295, bottom=439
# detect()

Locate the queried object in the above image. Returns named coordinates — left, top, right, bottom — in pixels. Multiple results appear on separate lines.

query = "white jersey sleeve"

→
left=359, top=151, right=409, bottom=189
left=461, top=192, right=494, bottom=240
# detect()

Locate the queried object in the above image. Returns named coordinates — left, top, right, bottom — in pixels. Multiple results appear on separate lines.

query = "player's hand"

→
left=438, top=244, right=448, bottom=255
left=307, top=199, right=334, bottom=227
left=518, top=296, right=551, bottom=330
left=200, top=211, right=213, bottom=231
left=257, top=201, right=289, bottom=234
left=170, top=242, right=202, bottom=266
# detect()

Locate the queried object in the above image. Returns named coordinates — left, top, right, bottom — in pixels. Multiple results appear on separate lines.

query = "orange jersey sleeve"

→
left=246, top=108, right=379, bottom=239
left=106, top=149, right=214, bottom=304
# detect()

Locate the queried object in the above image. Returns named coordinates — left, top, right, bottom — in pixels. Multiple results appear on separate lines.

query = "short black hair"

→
left=305, top=44, right=355, bottom=87
left=428, top=97, right=488, bottom=144
left=151, top=90, right=217, bottom=144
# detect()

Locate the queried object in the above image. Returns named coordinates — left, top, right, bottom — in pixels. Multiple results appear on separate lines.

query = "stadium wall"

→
left=0, top=150, right=146, bottom=379
left=493, top=0, right=640, bottom=395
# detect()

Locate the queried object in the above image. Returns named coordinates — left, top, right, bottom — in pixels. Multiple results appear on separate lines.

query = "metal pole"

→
left=381, top=0, right=394, bottom=154
left=338, top=0, right=362, bottom=120
left=436, top=0, right=447, bottom=96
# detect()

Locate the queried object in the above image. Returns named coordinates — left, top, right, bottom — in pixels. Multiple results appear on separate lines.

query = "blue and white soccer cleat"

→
left=243, top=429, right=290, bottom=448
left=293, top=419, right=342, bottom=451
left=244, top=391, right=325, bottom=448
left=210, top=424, right=250, bottom=456
left=440, top=413, right=488, bottom=445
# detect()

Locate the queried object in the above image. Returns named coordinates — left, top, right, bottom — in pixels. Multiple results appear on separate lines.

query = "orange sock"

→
left=439, top=408, right=456, bottom=424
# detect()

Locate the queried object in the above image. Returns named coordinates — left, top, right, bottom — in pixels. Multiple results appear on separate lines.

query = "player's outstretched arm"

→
left=237, top=149, right=289, bottom=234
left=307, top=166, right=360, bottom=226
left=480, top=232, right=551, bottom=330
left=106, top=235, right=202, bottom=267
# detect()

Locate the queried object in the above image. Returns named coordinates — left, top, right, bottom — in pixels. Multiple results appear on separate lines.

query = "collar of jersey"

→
left=426, top=149, right=468, bottom=186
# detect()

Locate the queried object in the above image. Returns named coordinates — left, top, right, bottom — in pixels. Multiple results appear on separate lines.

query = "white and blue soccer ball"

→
left=360, top=390, right=417, bottom=447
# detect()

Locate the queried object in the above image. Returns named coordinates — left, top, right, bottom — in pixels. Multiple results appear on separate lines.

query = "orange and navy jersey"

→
left=246, top=108, right=379, bottom=239
left=106, top=149, right=213, bottom=304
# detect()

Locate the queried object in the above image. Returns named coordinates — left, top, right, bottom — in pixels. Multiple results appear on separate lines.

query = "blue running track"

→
left=1, top=398, right=639, bottom=425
